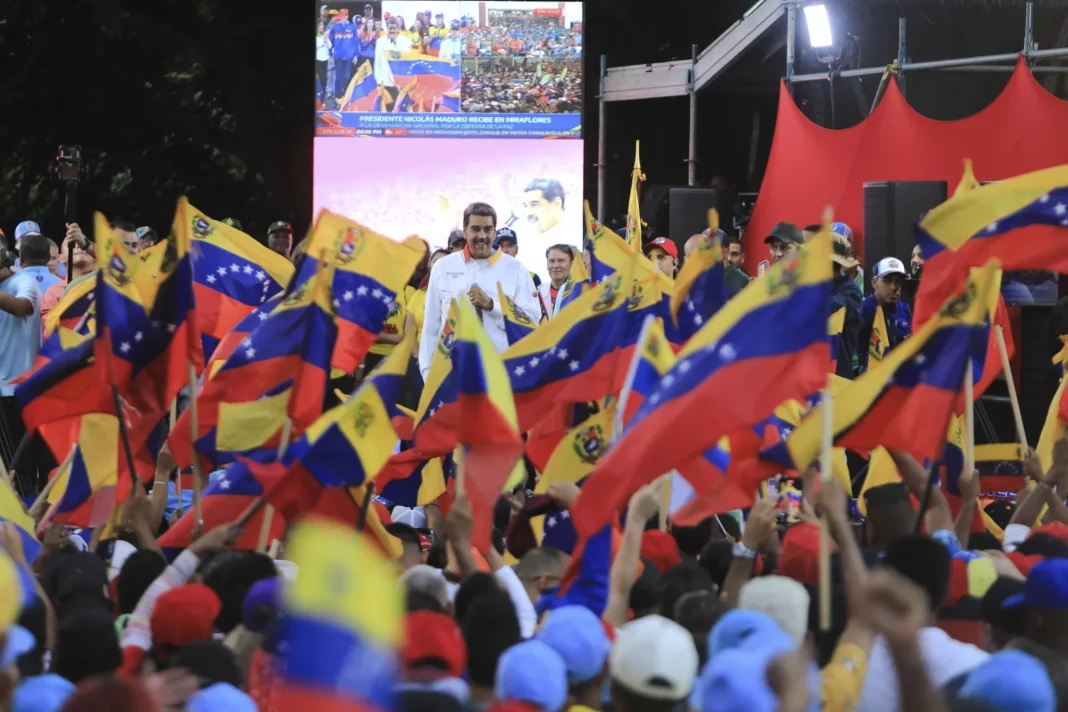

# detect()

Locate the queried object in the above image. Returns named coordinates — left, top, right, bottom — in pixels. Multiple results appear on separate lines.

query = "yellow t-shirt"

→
left=821, top=642, right=868, bottom=712
left=406, top=286, right=426, bottom=347
left=369, top=289, right=407, bottom=356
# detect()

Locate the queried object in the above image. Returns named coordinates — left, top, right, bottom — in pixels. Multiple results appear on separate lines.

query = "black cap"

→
left=494, top=227, right=517, bottom=247
left=267, top=220, right=293, bottom=236
left=448, top=229, right=466, bottom=246
left=763, top=222, right=804, bottom=246
left=222, top=217, right=243, bottom=231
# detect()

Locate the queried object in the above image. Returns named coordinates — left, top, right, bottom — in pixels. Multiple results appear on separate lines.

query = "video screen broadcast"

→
left=314, top=1, right=584, bottom=278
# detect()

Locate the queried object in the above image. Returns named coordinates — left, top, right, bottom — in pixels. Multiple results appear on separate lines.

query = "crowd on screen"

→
left=460, top=60, right=582, bottom=114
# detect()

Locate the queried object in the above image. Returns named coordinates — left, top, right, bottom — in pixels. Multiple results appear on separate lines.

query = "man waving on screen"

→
left=419, top=202, right=539, bottom=381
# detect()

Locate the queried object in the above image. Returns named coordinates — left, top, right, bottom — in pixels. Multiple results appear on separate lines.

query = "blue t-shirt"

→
left=0, top=271, right=42, bottom=396
left=330, top=21, right=359, bottom=60
left=19, top=265, right=61, bottom=295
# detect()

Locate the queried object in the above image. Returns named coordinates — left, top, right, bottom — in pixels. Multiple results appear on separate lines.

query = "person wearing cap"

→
left=265, top=221, right=294, bottom=260
left=609, top=615, right=698, bottom=711
left=856, top=256, right=912, bottom=375
left=1002, top=558, right=1068, bottom=659
left=447, top=229, right=467, bottom=253
left=829, top=222, right=863, bottom=291
left=536, top=606, right=611, bottom=711
left=829, top=231, right=863, bottom=380
left=642, top=237, right=678, bottom=279
left=493, top=639, right=568, bottom=711
left=495, top=228, right=542, bottom=289
left=763, top=222, right=803, bottom=265
left=439, top=19, right=465, bottom=60
left=419, top=203, right=538, bottom=380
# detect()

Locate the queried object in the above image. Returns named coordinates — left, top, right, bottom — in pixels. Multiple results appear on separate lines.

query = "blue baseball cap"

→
left=1003, top=558, right=1068, bottom=610
left=536, top=605, right=610, bottom=685
left=958, top=649, right=1055, bottom=712
left=1, top=624, right=35, bottom=668
left=494, top=640, right=568, bottom=711
left=698, top=648, right=778, bottom=712
left=707, top=609, right=793, bottom=660
left=494, top=227, right=518, bottom=249
left=12, top=672, right=75, bottom=712
left=829, top=222, right=854, bottom=242
left=187, top=683, right=258, bottom=712
left=14, top=222, right=40, bottom=241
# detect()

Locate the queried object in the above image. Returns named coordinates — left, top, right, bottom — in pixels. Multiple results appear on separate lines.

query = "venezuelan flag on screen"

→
left=572, top=233, right=833, bottom=539
left=339, top=60, right=378, bottom=112
left=764, top=262, right=998, bottom=477
left=385, top=53, right=460, bottom=113
left=94, top=211, right=201, bottom=421
left=283, top=332, right=412, bottom=490
left=296, top=211, right=426, bottom=373
left=505, top=262, right=633, bottom=432
left=498, top=283, right=539, bottom=345
left=276, top=518, right=402, bottom=711
left=177, top=198, right=293, bottom=359
left=618, top=316, right=674, bottom=428
left=168, top=265, right=336, bottom=473
left=670, top=230, right=726, bottom=344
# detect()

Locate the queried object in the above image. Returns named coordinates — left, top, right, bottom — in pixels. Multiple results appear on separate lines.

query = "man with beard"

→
left=419, top=203, right=538, bottom=380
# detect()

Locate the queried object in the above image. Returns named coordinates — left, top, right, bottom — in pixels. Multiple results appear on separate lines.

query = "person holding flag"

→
left=857, top=257, right=913, bottom=374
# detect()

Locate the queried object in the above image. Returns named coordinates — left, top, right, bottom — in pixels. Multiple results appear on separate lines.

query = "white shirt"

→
left=855, top=627, right=989, bottom=712
left=419, top=248, right=538, bottom=380
left=535, top=281, right=569, bottom=320
left=374, top=33, right=413, bottom=87
left=316, top=34, right=331, bottom=62
left=438, top=36, right=464, bottom=61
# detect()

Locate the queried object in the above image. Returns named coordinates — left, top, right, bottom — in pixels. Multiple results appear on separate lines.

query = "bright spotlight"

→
left=804, top=3, right=833, bottom=48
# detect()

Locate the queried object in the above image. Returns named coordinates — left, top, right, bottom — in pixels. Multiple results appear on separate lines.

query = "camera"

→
left=52, top=145, right=85, bottom=184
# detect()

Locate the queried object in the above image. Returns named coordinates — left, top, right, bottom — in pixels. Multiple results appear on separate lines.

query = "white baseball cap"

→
left=873, top=257, right=907, bottom=279
left=610, top=615, right=698, bottom=702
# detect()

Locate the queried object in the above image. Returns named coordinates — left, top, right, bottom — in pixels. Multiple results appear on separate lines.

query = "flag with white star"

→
left=669, top=229, right=727, bottom=344
left=760, top=261, right=999, bottom=482
left=572, top=233, right=836, bottom=540
left=43, top=271, right=96, bottom=340
left=293, top=210, right=427, bottom=373
left=94, top=209, right=202, bottom=431
left=176, top=198, right=294, bottom=360
left=167, top=263, right=336, bottom=475
left=618, top=316, right=675, bottom=428
left=14, top=329, right=109, bottom=436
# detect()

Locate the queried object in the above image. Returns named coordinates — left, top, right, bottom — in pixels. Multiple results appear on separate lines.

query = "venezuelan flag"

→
left=584, top=201, right=629, bottom=283
left=386, top=53, right=461, bottom=113
left=505, top=261, right=634, bottom=432
left=868, top=304, right=888, bottom=367
left=43, top=421, right=121, bottom=529
left=572, top=232, right=834, bottom=539
left=275, top=518, right=402, bottom=710
left=168, top=265, right=336, bottom=474
left=763, top=261, right=999, bottom=482
left=534, top=405, right=615, bottom=493
left=43, top=275, right=95, bottom=339
left=618, top=316, right=675, bottom=428
left=177, top=199, right=293, bottom=359
left=296, top=210, right=426, bottom=373
left=625, top=141, right=646, bottom=251
left=339, top=60, right=378, bottom=112
left=205, top=295, right=282, bottom=379
left=410, top=300, right=462, bottom=457
left=498, top=282, right=539, bottom=345
left=0, top=476, right=40, bottom=564
left=14, top=330, right=108, bottom=435
left=670, top=227, right=726, bottom=344
left=94, top=211, right=201, bottom=424
left=828, top=307, right=845, bottom=374
left=283, top=332, right=413, bottom=489
left=452, top=297, right=525, bottom=551
left=556, top=250, right=591, bottom=312
left=378, top=454, right=451, bottom=507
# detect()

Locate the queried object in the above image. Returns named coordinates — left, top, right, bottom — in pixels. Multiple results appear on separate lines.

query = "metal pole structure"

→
left=785, top=2, right=797, bottom=84
left=936, top=65, right=1068, bottom=74
left=790, top=46, right=1068, bottom=83
left=1024, top=2, right=1034, bottom=57
left=687, top=44, right=698, bottom=187
left=897, top=16, right=907, bottom=96
left=597, top=54, right=607, bottom=221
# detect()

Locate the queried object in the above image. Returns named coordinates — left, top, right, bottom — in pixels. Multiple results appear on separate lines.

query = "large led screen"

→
left=314, top=0, right=584, bottom=278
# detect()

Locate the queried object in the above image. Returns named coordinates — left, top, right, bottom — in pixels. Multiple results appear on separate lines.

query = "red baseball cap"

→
left=150, top=584, right=221, bottom=656
left=404, top=610, right=467, bottom=678
left=1031, top=522, right=1068, bottom=546
left=640, top=530, right=682, bottom=574
left=642, top=237, right=678, bottom=260
left=778, top=522, right=831, bottom=587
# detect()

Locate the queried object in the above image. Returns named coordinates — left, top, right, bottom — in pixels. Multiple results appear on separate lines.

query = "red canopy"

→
left=745, top=56, right=1068, bottom=268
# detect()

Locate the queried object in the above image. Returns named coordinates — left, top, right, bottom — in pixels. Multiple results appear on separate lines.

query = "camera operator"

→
left=0, top=233, right=52, bottom=492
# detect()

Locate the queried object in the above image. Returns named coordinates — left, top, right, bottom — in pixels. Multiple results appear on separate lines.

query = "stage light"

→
left=804, top=3, right=833, bottom=49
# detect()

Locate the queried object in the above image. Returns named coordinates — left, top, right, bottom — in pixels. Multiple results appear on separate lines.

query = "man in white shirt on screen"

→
left=419, top=203, right=539, bottom=381
left=374, top=19, right=413, bottom=104
left=516, top=178, right=577, bottom=262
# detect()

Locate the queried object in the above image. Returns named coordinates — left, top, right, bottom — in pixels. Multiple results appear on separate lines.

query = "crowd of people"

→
left=0, top=189, right=1066, bottom=712
left=460, top=60, right=581, bottom=114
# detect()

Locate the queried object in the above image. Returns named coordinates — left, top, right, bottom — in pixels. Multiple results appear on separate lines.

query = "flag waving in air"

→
left=626, top=141, right=646, bottom=251
left=670, top=218, right=726, bottom=344
left=94, top=210, right=201, bottom=428
left=497, top=282, right=539, bottom=345
left=295, top=210, right=426, bottom=373
left=761, top=261, right=1000, bottom=479
left=572, top=232, right=835, bottom=539
left=617, top=316, right=675, bottom=428
left=176, top=198, right=293, bottom=359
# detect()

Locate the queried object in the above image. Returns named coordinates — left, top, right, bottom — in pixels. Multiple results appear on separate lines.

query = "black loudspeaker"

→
left=862, top=181, right=947, bottom=295
left=668, top=188, right=735, bottom=253
left=639, top=184, right=674, bottom=241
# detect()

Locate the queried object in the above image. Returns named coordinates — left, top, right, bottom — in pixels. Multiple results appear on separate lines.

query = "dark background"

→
left=2, top=0, right=1066, bottom=243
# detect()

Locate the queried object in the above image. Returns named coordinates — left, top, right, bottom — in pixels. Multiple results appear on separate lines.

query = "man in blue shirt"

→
left=329, top=9, right=359, bottom=101
left=0, top=233, right=50, bottom=492
left=14, top=230, right=61, bottom=296
left=857, top=256, right=913, bottom=374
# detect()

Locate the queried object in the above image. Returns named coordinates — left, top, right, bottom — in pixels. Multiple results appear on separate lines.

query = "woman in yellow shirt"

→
left=398, top=247, right=449, bottom=409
